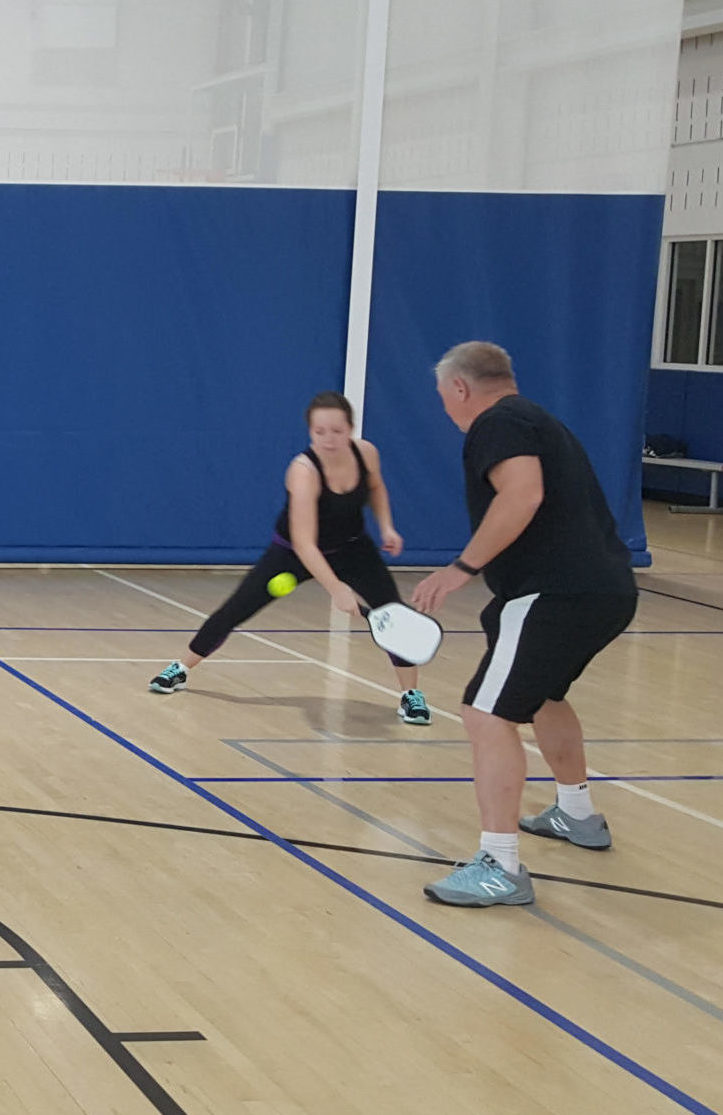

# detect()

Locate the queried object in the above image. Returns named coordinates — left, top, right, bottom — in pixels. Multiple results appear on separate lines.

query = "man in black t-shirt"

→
left=412, top=341, right=637, bottom=908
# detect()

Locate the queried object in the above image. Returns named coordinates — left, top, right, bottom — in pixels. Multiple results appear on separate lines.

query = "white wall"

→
left=0, top=0, right=683, bottom=191
left=665, top=30, right=723, bottom=235
left=0, top=0, right=368, bottom=186
left=379, top=0, right=682, bottom=192
left=0, top=0, right=221, bottom=183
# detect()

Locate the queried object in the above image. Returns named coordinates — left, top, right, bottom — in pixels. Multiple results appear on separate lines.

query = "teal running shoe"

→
left=519, top=803, right=611, bottom=849
left=149, top=660, right=188, bottom=694
left=424, top=852, right=534, bottom=906
left=398, top=689, right=431, bottom=724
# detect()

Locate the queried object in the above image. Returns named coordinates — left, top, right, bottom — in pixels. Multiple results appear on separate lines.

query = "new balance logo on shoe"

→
left=549, top=815, right=571, bottom=833
left=478, top=877, right=510, bottom=896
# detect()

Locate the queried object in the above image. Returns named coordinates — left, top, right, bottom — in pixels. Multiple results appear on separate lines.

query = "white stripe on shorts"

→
left=471, top=593, right=540, bottom=714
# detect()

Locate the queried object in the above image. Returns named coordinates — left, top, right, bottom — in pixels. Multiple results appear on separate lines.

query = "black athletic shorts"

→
left=462, top=592, right=637, bottom=724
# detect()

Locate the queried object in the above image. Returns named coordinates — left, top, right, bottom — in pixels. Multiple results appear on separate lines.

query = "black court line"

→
left=114, top=1032, right=206, bottom=1043
left=2, top=804, right=720, bottom=911
left=531, top=873, right=723, bottom=909
left=0, top=919, right=203, bottom=1115
left=639, top=586, right=723, bottom=613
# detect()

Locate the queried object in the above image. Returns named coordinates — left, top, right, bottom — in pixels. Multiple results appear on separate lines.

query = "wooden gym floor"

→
left=0, top=499, right=720, bottom=1115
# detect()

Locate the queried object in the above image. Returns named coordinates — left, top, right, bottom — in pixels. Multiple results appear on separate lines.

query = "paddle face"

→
left=361, top=602, right=442, bottom=665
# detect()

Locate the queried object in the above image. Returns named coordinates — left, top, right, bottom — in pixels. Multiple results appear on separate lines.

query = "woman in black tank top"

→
left=148, top=392, right=431, bottom=725
left=273, top=439, right=368, bottom=554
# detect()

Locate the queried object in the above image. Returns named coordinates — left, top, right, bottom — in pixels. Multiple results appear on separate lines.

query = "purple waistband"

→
left=272, top=531, right=294, bottom=550
left=271, top=531, right=360, bottom=556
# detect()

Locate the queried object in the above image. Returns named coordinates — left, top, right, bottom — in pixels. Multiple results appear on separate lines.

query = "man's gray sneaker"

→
left=519, top=803, right=611, bottom=849
left=424, top=852, right=534, bottom=906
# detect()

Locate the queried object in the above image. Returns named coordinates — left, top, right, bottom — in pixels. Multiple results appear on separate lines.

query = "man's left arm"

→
left=412, top=456, right=543, bottom=613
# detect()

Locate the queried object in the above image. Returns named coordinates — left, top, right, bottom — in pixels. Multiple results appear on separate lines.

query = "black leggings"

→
left=189, top=533, right=410, bottom=665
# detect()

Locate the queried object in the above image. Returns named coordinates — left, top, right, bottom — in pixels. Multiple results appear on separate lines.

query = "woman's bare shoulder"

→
left=286, top=453, right=320, bottom=490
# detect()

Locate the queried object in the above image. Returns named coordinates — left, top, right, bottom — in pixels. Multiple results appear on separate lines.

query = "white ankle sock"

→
left=480, top=832, right=520, bottom=875
left=556, top=781, right=594, bottom=820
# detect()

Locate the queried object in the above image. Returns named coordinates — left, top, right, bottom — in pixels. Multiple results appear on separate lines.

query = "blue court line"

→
left=204, top=736, right=723, bottom=747
left=0, top=627, right=201, bottom=633
left=0, top=625, right=419, bottom=636
left=0, top=658, right=716, bottom=1115
left=585, top=739, right=723, bottom=745
left=1, top=626, right=721, bottom=636
left=190, top=774, right=723, bottom=784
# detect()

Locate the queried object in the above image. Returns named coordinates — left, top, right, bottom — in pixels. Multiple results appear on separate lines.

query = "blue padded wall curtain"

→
left=362, top=190, right=665, bottom=567
left=0, top=185, right=663, bottom=565
left=0, top=185, right=354, bottom=562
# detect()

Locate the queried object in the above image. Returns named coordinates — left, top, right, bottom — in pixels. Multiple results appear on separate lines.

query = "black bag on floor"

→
left=643, top=434, right=688, bottom=458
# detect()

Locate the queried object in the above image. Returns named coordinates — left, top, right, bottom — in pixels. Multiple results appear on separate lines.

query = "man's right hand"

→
left=412, top=564, right=470, bottom=614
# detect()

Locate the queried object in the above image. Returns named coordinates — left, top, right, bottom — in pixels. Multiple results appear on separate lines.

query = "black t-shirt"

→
left=463, top=395, right=636, bottom=600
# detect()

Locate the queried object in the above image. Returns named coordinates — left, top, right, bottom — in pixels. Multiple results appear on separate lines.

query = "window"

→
left=707, top=242, right=723, bottom=366
left=665, top=241, right=705, bottom=363
left=657, top=238, right=723, bottom=371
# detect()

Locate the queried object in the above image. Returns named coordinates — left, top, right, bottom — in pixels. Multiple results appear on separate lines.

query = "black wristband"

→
left=452, top=558, right=481, bottom=576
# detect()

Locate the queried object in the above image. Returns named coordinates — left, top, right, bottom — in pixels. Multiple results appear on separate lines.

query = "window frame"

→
left=652, top=235, right=723, bottom=373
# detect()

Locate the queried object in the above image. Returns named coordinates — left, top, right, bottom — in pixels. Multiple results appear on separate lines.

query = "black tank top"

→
left=274, top=441, right=369, bottom=552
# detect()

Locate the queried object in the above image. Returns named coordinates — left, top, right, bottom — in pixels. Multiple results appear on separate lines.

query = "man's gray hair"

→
left=435, top=341, right=515, bottom=385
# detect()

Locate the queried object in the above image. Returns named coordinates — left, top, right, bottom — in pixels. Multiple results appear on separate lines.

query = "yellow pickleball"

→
left=267, top=572, right=298, bottom=597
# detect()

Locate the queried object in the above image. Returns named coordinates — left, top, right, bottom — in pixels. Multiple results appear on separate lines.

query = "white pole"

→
left=343, top=0, right=391, bottom=433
